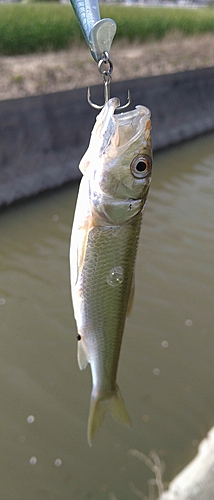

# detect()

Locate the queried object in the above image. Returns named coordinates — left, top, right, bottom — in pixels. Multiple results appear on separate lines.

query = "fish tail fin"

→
left=87, top=385, right=131, bottom=446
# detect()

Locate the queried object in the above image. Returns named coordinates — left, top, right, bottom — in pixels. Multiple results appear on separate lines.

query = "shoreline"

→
left=1, top=66, right=214, bottom=207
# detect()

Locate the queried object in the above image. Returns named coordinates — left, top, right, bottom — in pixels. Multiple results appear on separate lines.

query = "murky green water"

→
left=1, top=132, right=214, bottom=500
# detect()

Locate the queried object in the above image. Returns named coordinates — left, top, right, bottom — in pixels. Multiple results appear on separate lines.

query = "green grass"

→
left=0, top=4, right=82, bottom=55
left=102, top=5, right=214, bottom=40
left=1, top=4, right=214, bottom=56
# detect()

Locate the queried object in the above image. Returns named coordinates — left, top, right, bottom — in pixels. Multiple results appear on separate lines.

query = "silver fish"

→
left=70, top=97, right=152, bottom=445
left=69, top=0, right=116, bottom=62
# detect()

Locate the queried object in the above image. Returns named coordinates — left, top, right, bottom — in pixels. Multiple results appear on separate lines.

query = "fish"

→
left=69, top=0, right=116, bottom=62
left=70, top=97, right=152, bottom=445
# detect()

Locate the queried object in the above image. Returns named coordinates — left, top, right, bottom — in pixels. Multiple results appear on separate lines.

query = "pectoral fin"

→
left=75, top=228, right=88, bottom=283
left=73, top=215, right=93, bottom=286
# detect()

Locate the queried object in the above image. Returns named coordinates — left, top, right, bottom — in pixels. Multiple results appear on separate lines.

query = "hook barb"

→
left=87, top=87, right=131, bottom=110
left=87, top=87, right=103, bottom=110
left=117, top=89, right=131, bottom=111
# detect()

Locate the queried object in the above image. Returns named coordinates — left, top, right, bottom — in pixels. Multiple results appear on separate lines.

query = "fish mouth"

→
left=108, top=98, right=151, bottom=152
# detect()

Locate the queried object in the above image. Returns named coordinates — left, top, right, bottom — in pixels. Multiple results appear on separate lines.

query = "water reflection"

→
left=0, top=132, right=214, bottom=499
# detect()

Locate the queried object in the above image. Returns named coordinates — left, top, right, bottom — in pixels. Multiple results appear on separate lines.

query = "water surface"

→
left=1, top=132, right=214, bottom=500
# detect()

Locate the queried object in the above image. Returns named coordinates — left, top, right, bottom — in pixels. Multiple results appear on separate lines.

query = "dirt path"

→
left=1, top=33, right=214, bottom=101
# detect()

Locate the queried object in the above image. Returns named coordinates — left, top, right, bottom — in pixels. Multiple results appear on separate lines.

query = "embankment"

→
left=1, top=66, right=214, bottom=207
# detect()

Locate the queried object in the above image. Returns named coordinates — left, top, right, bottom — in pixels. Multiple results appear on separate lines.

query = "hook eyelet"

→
left=87, top=51, right=131, bottom=110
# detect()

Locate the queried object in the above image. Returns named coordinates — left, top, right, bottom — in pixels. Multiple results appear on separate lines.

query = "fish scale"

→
left=79, top=216, right=141, bottom=382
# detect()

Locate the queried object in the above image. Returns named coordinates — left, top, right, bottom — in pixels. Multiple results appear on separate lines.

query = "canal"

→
left=1, top=131, right=214, bottom=500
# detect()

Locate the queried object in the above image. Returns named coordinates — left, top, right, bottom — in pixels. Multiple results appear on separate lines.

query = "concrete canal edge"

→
left=1, top=66, right=214, bottom=207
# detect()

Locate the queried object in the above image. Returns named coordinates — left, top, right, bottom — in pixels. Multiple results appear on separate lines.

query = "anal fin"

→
left=77, top=340, right=89, bottom=370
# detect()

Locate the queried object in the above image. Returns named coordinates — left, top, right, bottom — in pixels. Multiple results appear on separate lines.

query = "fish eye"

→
left=130, top=155, right=152, bottom=179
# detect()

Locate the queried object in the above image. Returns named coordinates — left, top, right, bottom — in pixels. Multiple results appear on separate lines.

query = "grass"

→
left=0, top=4, right=81, bottom=55
left=104, top=5, right=214, bottom=40
left=1, top=4, right=214, bottom=56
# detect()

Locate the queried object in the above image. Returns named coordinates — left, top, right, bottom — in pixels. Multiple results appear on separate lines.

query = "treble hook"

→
left=87, top=51, right=131, bottom=110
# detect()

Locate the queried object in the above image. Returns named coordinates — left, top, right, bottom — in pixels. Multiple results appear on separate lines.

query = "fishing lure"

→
left=69, top=0, right=116, bottom=62
left=69, top=0, right=130, bottom=108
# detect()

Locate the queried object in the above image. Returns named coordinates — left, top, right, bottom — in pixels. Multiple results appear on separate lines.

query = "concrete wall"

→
left=1, top=66, right=214, bottom=207
left=159, top=427, right=214, bottom=500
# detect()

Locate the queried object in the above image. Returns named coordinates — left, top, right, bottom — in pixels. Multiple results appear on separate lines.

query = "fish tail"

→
left=87, top=385, right=131, bottom=446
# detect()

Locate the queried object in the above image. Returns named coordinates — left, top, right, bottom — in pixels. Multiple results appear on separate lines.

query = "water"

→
left=107, top=267, right=124, bottom=286
left=1, top=132, right=214, bottom=500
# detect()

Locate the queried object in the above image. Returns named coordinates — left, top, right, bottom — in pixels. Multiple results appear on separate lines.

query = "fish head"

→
left=80, top=97, right=152, bottom=205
